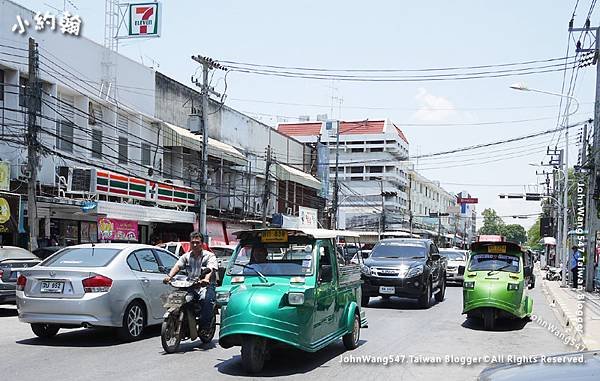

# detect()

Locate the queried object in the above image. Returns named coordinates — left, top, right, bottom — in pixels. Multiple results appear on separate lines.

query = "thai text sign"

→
left=97, top=218, right=138, bottom=241
left=0, top=193, right=20, bottom=233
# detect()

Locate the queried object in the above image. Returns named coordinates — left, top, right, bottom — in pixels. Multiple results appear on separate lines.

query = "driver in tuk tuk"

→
left=250, top=246, right=268, bottom=264
left=163, top=231, right=219, bottom=331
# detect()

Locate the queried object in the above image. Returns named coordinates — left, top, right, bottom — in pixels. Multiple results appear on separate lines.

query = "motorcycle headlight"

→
left=288, top=292, right=305, bottom=305
left=216, top=291, right=230, bottom=304
left=507, top=283, right=520, bottom=291
left=360, top=264, right=371, bottom=275
left=463, top=281, right=475, bottom=289
left=406, top=265, right=423, bottom=278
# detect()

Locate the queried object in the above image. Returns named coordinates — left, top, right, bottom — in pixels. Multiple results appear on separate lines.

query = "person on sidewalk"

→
left=570, top=245, right=581, bottom=288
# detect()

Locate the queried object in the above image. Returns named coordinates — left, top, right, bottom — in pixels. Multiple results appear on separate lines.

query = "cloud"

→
left=412, top=87, right=458, bottom=122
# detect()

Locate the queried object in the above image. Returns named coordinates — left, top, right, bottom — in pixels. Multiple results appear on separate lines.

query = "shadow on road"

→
left=160, top=339, right=218, bottom=354
left=365, top=295, right=447, bottom=310
left=215, top=340, right=366, bottom=377
left=16, top=324, right=162, bottom=347
left=461, top=317, right=529, bottom=332
left=0, top=306, right=18, bottom=317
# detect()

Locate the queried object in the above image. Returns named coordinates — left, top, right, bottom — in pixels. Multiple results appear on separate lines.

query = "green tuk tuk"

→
left=216, top=228, right=368, bottom=373
left=458, top=238, right=533, bottom=330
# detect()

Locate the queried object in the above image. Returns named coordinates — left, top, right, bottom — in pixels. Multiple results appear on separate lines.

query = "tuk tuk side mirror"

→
left=524, top=266, right=532, bottom=278
left=320, top=265, right=333, bottom=283
left=458, top=266, right=465, bottom=276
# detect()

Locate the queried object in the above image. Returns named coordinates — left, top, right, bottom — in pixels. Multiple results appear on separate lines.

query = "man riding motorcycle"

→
left=163, top=231, right=218, bottom=332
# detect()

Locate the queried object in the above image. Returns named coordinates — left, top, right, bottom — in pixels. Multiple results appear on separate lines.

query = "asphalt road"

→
left=0, top=284, right=573, bottom=381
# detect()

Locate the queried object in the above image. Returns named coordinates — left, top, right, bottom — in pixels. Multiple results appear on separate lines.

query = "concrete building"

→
left=278, top=119, right=409, bottom=231
left=0, top=0, right=322, bottom=247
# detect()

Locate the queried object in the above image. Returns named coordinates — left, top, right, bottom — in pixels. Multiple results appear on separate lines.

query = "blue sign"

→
left=81, top=201, right=97, bottom=213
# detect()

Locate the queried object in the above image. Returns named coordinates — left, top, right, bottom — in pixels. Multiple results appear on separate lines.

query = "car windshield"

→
left=371, top=241, right=428, bottom=258
left=229, top=237, right=316, bottom=276
left=440, top=251, right=466, bottom=261
left=0, top=247, right=38, bottom=260
left=42, top=248, right=121, bottom=267
left=468, top=253, right=520, bottom=273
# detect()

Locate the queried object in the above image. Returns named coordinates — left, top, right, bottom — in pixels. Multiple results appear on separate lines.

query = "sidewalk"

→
left=540, top=269, right=600, bottom=350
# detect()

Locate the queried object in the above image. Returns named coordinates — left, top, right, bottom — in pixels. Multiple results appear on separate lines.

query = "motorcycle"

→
left=545, top=266, right=562, bottom=281
left=161, top=269, right=217, bottom=353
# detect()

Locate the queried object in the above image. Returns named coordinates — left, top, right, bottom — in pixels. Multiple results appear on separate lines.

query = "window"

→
left=351, top=148, right=364, bottom=153
left=19, top=77, right=27, bottom=107
left=43, top=248, right=120, bottom=267
left=56, top=120, right=74, bottom=153
left=118, top=136, right=128, bottom=164
left=370, top=147, right=383, bottom=152
left=134, top=249, right=160, bottom=273
left=154, top=249, right=178, bottom=272
left=141, top=142, right=151, bottom=166
left=0, top=70, right=4, bottom=101
left=89, top=102, right=103, bottom=125
left=371, top=140, right=384, bottom=144
left=91, top=129, right=102, bottom=159
left=369, top=166, right=383, bottom=173
left=117, top=113, right=128, bottom=135
left=127, top=254, right=141, bottom=271
left=350, top=166, right=363, bottom=174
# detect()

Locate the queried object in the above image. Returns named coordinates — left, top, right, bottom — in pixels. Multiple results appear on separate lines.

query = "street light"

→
left=510, top=82, right=579, bottom=288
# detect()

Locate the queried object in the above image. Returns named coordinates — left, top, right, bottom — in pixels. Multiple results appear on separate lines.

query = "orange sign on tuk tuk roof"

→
left=477, top=235, right=505, bottom=243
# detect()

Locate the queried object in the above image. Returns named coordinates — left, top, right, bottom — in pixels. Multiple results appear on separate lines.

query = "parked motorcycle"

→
left=545, top=266, right=562, bottom=281
left=161, top=270, right=217, bottom=353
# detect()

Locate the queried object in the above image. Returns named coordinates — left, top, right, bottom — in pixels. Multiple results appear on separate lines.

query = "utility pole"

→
left=26, top=38, right=40, bottom=251
left=191, top=55, right=226, bottom=238
left=380, top=179, right=385, bottom=234
left=408, top=172, right=413, bottom=236
left=261, top=146, right=272, bottom=227
left=437, top=213, right=442, bottom=248
left=331, top=121, right=340, bottom=229
left=571, top=24, right=600, bottom=291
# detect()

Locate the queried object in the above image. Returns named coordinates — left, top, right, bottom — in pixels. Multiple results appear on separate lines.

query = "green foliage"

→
left=527, top=218, right=542, bottom=249
left=502, top=224, right=527, bottom=244
left=477, top=208, right=527, bottom=244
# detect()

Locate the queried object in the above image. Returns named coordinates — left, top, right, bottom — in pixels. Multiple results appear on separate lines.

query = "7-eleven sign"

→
left=129, top=2, right=160, bottom=36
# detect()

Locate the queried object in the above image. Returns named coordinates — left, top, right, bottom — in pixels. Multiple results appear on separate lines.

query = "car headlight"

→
left=406, top=265, right=423, bottom=278
left=360, top=264, right=371, bottom=275
left=463, top=281, right=475, bottom=289
left=507, top=283, right=519, bottom=291
left=288, top=292, right=305, bottom=305
left=216, top=291, right=230, bottom=304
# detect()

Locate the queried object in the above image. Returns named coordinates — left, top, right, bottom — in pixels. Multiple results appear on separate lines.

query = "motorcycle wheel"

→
left=161, top=313, right=182, bottom=354
left=241, top=335, right=266, bottom=373
left=199, top=309, right=217, bottom=344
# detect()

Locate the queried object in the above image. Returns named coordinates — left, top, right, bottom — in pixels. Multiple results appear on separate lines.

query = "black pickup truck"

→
left=359, top=238, right=447, bottom=309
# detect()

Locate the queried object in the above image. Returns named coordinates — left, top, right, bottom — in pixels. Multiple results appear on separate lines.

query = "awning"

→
left=276, top=163, right=321, bottom=190
left=96, top=201, right=195, bottom=224
left=162, top=122, right=247, bottom=165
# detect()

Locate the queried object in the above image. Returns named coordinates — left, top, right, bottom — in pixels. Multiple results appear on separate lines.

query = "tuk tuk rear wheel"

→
left=343, top=313, right=361, bottom=350
left=483, top=309, right=495, bottom=331
left=241, top=335, right=266, bottom=374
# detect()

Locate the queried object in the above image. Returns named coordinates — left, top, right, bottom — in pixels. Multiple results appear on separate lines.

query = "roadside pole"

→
left=26, top=37, right=40, bottom=251
left=261, top=146, right=272, bottom=227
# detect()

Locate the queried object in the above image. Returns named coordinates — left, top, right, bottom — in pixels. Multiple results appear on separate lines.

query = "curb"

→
left=539, top=276, right=587, bottom=350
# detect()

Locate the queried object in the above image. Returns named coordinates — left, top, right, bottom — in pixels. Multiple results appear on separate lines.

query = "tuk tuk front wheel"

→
left=241, top=335, right=267, bottom=373
left=483, top=309, right=495, bottom=331
left=343, top=313, right=361, bottom=350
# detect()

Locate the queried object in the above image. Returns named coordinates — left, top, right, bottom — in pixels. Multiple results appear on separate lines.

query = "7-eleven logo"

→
left=129, top=3, right=159, bottom=36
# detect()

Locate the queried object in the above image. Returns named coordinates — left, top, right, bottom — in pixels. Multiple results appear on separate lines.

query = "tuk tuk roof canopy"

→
left=233, top=228, right=360, bottom=240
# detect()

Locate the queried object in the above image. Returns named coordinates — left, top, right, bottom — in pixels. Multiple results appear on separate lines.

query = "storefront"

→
left=0, top=192, right=22, bottom=246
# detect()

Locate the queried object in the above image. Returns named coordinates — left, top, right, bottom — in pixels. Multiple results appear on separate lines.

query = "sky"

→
left=13, top=0, right=599, bottom=230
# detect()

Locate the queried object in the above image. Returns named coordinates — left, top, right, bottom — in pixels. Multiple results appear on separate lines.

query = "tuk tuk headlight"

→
left=507, top=283, right=520, bottom=291
left=463, top=281, right=475, bottom=289
left=216, top=291, right=230, bottom=304
left=407, top=265, right=424, bottom=278
left=288, top=292, right=305, bottom=305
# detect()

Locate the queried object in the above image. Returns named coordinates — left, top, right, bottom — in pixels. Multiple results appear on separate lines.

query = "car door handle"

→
left=140, top=278, right=150, bottom=283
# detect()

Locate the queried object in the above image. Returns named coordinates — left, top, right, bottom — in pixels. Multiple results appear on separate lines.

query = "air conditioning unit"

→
left=56, top=166, right=94, bottom=193
left=162, top=178, right=185, bottom=186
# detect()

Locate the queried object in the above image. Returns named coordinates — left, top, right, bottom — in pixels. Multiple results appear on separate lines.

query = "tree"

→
left=478, top=208, right=504, bottom=235
left=527, top=217, right=543, bottom=249
left=501, top=224, right=527, bottom=244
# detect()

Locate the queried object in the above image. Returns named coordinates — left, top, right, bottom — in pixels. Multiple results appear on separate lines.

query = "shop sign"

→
left=81, top=200, right=97, bottom=212
left=97, top=217, right=138, bottom=241
left=299, top=206, right=318, bottom=228
left=0, top=161, right=9, bottom=191
left=0, top=193, right=20, bottom=233
left=128, top=2, right=160, bottom=37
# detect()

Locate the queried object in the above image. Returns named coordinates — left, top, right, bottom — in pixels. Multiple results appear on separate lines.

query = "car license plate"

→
left=379, top=286, right=395, bottom=294
left=40, top=281, right=64, bottom=293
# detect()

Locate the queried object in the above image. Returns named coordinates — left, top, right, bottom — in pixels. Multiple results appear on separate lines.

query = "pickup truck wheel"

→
left=342, top=313, right=360, bottom=350
left=483, top=308, right=495, bottom=331
left=434, top=275, right=446, bottom=302
left=418, top=281, right=431, bottom=309
left=31, top=323, right=60, bottom=338
left=241, top=335, right=266, bottom=374
left=361, top=292, right=370, bottom=307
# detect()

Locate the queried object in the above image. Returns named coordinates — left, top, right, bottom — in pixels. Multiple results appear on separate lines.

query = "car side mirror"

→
left=524, top=266, right=532, bottom=278
left=431, top=253, right=440, bottom=261
left=320, top=265, right=333, bottom=283
left=361, top=251, right=369, bottom=259
left=458, top=266, right=465, bottom=276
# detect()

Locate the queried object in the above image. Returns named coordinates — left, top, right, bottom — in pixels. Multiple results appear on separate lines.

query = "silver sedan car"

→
left=16, top=243, right=179, bottom=341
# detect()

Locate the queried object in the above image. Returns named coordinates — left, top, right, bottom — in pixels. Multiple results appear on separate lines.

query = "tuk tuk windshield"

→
left=468, top=253, right=520, bottom=273
left=229, top=237, right=316, bottom=276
